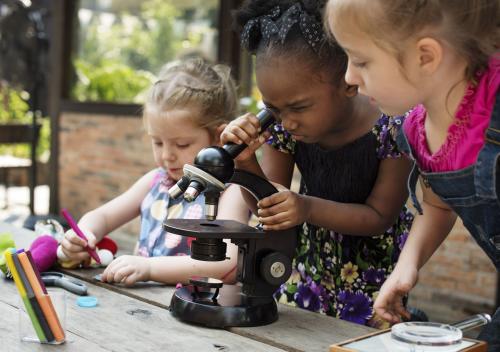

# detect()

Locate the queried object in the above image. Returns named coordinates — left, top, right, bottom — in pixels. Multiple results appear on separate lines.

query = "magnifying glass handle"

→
left=451, top=313, right=491, bottom=331
left=56, top=277, right=88, bottom=296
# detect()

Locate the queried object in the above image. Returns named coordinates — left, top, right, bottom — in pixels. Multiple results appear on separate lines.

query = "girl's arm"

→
left=394, top=180, right=457, bottom=270
left=259, top=156, right=412, bottom=234
left=308, top=157, right=412, bottom=235
left=78, top=169, right=157, bottom=240
left=110, top=183, right=250, bottom=285
left=374, top=180, right=457, bottom=323
left=61, top=170, right=156, bottom=261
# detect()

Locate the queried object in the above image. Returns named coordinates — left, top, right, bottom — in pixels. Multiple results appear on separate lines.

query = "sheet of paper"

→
left=343, top=331, right=476, bottom=352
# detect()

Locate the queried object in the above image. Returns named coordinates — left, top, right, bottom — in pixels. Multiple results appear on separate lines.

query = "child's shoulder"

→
left=139, top=168, right=168, bottom=189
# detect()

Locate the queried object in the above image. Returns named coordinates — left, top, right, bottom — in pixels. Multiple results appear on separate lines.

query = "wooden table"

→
left=0, top=221, right=374, bottom=351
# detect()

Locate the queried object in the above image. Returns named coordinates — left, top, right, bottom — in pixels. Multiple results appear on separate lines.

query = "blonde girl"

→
left=61, top=58, right=249, bottom=285
left=326, top=0, right=499, bottom=347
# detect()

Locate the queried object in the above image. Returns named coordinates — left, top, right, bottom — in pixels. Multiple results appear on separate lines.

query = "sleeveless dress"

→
left=137, top=168, right=206, bottom=257
left=269, top=115, right=414, bottom=328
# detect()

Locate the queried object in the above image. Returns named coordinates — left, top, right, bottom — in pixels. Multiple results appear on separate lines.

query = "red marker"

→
left=61, top=209, right=101, bottom=264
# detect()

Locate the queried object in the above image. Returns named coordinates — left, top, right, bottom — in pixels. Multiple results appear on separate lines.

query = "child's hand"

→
left=60, top=228, right=98, bottom=262
left=257, top=185, right=310, bottom=231
left=373, top=265, right=418, bottom=323
left=220, top=113, right=270, bottom=162
left=101, top=255, right=151, bottom=286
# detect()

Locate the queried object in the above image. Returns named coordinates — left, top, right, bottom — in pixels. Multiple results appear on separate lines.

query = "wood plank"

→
left=0, top=289, right=112, bottom=351
left=230, top=304, right=375, bottom=352
left=1, top=275, right=285, bottom=352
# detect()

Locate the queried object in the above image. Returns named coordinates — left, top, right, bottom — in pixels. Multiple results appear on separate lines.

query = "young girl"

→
left=326, top=0, right=499, bottom=346
left=220, top=0, right=413, bottom=327
left=60, top=58, right=249, bottom=286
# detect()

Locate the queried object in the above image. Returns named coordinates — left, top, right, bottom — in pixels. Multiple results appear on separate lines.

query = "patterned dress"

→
left=270, top=115, right=413, bottom=328
left=137, top=168, right=205, bottom=257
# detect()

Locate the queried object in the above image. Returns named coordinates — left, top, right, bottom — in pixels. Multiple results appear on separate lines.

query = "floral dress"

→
left=269, top=115, right=413, bottom=328
left=137, top=168, right=205, bottom=257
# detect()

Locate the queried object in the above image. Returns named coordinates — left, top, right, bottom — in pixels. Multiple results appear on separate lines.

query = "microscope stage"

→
left=163, top=219, right=266, bottom=239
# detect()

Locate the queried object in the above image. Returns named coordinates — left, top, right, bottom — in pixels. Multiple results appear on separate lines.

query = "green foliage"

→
left=72, top=0, right=218, bottom=103
left=73, top=59, right=154, bottom=103
left=0, top=87, right=50, bottom=159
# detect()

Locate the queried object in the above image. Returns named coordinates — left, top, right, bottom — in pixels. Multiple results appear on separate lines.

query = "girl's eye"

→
left=153, top=141, right=163, bottom=147
left=290, top=105, right=309, bottom=113
left=352, top=61, right=367, bottom=68
left=176, top=143, right=190, bottom=148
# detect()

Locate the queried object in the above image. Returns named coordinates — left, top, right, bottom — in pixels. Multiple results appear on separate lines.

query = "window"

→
left=70, top=0, right=220, bottom=104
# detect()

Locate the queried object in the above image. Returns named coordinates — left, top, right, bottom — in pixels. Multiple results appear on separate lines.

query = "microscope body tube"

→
left=222, top=108, right=276, bottom=158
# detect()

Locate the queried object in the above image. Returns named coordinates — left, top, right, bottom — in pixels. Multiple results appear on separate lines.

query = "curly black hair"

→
left=233, top=0, right=347, bottom=84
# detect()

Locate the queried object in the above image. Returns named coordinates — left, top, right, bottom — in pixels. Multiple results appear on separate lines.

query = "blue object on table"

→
left=77, top=296, right=97, bottom=308
left=41, top=271, right=88, bottom=296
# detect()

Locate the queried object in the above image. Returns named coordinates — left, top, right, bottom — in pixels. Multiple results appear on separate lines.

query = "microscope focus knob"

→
left=260, top=252, right=292, bottom=286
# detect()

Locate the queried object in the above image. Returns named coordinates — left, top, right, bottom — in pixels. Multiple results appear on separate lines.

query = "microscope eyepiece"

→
left=184, top=180, right=205, bottom=202
left=168, top=175, right=190, bottom=199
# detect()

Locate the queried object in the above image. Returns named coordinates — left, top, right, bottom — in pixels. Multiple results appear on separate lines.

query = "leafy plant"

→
left=0, top=86, right=50, bottom=160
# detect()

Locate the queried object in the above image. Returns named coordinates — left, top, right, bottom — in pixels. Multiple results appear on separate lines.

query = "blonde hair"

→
left=144, top=58, right=238, bottom=129
left=326, top=0, right=499, bottom=81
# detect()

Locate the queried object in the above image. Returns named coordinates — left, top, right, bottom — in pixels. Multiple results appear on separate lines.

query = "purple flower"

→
left=337, top=290, right=372, bottom=325
left=294, top=278, right=324, bottom=312
left=362, top=268, right=386, bottom=285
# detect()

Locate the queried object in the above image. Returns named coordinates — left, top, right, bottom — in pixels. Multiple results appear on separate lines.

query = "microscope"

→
left=164, top=108, right=297, bottom=328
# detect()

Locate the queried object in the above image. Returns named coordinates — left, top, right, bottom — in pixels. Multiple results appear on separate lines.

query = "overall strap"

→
left=396, top=125, right=424, bottom=214
left=474, top=91, right=500, bottom=199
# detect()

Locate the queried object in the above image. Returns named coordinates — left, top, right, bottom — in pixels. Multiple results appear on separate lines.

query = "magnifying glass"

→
left=391, top=313, right=491, bottom=348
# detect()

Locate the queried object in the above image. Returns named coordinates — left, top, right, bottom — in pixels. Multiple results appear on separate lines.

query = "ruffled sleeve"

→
left=266, top=122, right=297, bottom=154
left=373, top=114, right=406, bottom=159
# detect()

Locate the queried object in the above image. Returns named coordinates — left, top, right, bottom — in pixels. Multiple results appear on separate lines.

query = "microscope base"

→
left=170, top=284, right=278, bottom=328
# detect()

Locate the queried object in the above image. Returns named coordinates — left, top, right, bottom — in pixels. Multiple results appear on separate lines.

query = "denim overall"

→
left=395, top=92, right=500, bottom=350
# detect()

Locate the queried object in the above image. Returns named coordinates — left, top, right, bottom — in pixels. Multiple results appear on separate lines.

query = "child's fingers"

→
left=262, top=220, right=294, bottom=231
left=101, top=258, right=122, bottom=282
left=257, top=192, right=287, bottom=209
left=122, top=272, right=140, bottom=286
left=64, top=230, right=88, bottom=247
left=113, top=265, right=133, bottom=284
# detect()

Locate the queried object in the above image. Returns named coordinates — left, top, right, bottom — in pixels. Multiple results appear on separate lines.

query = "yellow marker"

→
left=5, top=249, right=47, bottom=342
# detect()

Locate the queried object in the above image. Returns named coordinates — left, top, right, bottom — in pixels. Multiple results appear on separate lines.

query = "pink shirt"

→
left=403, top=57, right=500, bottom=172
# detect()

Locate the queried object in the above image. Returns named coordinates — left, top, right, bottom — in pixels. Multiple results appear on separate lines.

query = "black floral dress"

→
left=269, top=115, right=413, bottom=328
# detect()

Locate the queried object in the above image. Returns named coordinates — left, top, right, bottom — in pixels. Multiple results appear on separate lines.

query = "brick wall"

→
left=58, top=111, right=498, bottom=323
left=58, top=112, right=155, bottom=238
left=408, top=218, right=497, bottom=324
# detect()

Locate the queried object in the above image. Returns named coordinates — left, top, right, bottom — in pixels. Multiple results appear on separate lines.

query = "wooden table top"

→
left=0, top=221, right=374, bottom=352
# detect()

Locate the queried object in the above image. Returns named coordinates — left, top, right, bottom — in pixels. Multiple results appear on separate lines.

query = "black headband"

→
left=241, top=4, right=325, bottom=54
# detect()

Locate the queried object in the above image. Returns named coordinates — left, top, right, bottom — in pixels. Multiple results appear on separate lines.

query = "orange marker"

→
left=18, top=251, right=65, bottom=342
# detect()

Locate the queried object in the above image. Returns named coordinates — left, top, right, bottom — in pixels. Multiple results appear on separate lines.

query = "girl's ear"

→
left=416, top=37, right=442, bottom=75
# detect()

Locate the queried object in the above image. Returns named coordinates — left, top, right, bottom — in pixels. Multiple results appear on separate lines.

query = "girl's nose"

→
left=344, top=62, right=359, bottom=87
left=163, top=148, right=176, bottom=161
left=281, top=114, right=299, bottom=132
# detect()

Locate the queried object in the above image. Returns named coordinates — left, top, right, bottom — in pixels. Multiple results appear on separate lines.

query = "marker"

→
left=61, top=209, right=101, bottom=264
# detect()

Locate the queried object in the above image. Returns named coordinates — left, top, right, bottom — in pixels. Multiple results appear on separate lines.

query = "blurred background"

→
left=0, top=0, right=497, bottom=329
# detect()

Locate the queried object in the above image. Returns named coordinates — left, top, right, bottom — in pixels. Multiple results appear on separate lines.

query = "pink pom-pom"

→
left=29, top=235, right=58, bottom=272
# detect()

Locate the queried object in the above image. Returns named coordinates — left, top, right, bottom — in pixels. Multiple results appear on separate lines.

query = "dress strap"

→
left=396, top=125, right=423, bottom=214
left=474, top=91, right=500, bottom=199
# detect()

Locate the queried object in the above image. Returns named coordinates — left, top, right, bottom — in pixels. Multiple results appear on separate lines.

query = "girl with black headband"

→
left=221, top=0, right=414, bottom=327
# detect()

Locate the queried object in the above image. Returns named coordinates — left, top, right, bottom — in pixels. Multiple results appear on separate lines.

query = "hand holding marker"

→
left=61, top=209, right=101, bottom=264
